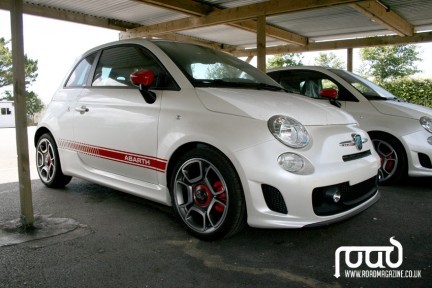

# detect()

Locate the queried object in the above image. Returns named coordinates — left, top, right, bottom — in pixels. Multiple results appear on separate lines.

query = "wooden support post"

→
left=347, top=48, right=353, bottom=72
left=10, top=0, right=34, bottom=228
left=256, top=15, right=266, bottom=72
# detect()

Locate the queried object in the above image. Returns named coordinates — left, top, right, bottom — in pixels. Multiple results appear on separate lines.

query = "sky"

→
left=0, top=9, right=431, bottom=105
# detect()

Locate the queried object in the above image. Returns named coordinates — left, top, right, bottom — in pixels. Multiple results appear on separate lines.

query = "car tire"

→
left=36, top=133, right=72, bottom=188
left=170, top=147, right=246, bottom=240
left=371, top=133, right=407, bottom=185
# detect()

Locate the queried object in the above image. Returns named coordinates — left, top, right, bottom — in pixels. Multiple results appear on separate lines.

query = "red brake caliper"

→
left=213, top=181, right=226, bottom=213
left=384, top=153, right=394, bottom=171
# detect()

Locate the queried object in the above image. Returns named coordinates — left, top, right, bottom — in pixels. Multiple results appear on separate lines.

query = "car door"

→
left=72, top=45, right=168, bottom=184
left=51, top=53, right=98, bottom=147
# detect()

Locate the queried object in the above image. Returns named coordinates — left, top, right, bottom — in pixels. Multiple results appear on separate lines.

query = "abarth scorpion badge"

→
left=339, top=134, right=368, bottom=150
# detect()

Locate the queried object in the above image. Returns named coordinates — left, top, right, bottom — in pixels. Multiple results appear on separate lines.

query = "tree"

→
left=314, top=52, right=345, bottom=69
left=359, top=45, right=421, bottom=83
left=0, top=37, right=43, bottom=117
left=266, top=53, right=304, bottom=69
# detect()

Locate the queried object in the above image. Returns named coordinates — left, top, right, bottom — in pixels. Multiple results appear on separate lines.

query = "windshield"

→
left=330, top=69, right=398, bottom=100
left=154, top=41, right=283, bottom=91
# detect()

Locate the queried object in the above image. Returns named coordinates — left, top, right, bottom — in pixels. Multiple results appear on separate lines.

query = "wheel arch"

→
left=367, top=130, right=407, bottom=158
left=34, top=126, right=53, bottom=147
left=166, top=141, right=245, bottom=195
left=367, top=130, right=408, bottom=181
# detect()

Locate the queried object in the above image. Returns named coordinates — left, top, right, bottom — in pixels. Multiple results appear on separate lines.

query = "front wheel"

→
left=371, top=134, right=407, bottom=185
left=36, top=133, right=72, bottom=188
left=170, top=147, right=246, bottom=240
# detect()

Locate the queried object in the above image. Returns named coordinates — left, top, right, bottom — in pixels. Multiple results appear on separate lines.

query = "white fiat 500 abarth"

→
left=35, top=39, right=380, bottom=240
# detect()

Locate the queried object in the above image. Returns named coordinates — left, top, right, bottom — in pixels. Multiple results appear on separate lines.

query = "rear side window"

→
left=65, top=53, right=97, bottom=87
left=91, top=45, right=177, bottom=89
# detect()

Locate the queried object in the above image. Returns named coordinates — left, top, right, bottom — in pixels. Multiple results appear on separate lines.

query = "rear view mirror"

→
left=130, top=70, right=155, bottom=87
left=319, top=88, right=341, bottom=108
left=130, top=70, right=156, bottom=104
left=320, top=88, right=338, bottom=99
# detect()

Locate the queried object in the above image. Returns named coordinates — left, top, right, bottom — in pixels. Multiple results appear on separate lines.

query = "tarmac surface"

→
left=0, top=128, right=431, bottom=287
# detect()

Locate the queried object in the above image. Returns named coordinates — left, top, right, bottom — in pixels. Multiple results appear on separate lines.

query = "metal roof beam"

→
left=232, top=31, right=432, bottom=56
left=130, top=0, right=307, bottom=46
left=120, top=0, right=360, bottom=43
left=351, top=0, right=414, bottom=36
left=132, top=0, right=214, bottom=16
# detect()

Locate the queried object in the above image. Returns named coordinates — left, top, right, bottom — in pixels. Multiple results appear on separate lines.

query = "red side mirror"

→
left=130, top=70, right=155, bottom=87
left=319, top=88, right=338, bottom=99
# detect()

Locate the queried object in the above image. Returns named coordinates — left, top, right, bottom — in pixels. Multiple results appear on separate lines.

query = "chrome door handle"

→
left=75, top=106, right=89, bottom=114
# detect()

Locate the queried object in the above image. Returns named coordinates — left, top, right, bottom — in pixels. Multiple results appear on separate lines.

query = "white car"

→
left=35, top=40, right=380, bottom=240
left=268, top=66, right=432, bottom=184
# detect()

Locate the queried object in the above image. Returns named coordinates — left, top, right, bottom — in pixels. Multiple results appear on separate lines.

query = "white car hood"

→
left=370, top=100, right=432, bottom=119
left=196, top=88, right=356, bottom=125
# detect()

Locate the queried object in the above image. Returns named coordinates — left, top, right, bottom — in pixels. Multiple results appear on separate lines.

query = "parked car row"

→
left=35, top=39, right=429, bottom=239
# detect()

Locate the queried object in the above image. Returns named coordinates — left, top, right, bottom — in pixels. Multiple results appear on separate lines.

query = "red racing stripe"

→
left=59, top=139, right=167, bottom=172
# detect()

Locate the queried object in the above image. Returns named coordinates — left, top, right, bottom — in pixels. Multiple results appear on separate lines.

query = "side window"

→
left=92, top=45, right=176, bottom=89
left=280, top=70, right=357, bottom=101
left=65, top=53, right=97, bottom=87
left=278, top=70, right=310, bottom=95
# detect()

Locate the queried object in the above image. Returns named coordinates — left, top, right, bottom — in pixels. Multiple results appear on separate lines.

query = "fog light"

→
left=428, top=136, right=432, bottom=145
left=325, top=187, right=341, bottom=203
left=278, top=153, right=304, bottom=172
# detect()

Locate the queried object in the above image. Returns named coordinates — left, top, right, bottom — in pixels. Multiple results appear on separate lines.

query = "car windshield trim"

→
left=330, top=69, right=398, bottom=101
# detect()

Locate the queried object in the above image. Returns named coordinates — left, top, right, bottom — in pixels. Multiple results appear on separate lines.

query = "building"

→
left=0, top=101, right=15, bottom=128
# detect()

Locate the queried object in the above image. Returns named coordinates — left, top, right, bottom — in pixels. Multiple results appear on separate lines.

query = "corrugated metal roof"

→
left=12, top=0, right=432, bottom=51
left=28, top=0, right=188, bottom=25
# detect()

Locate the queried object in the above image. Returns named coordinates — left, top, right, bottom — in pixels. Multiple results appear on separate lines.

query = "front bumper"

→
left=234, top=125, right=380, bottom=229
left=402, top=130, right=432, bottom=177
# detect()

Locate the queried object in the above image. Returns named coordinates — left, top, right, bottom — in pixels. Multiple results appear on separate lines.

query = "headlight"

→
left=420, top=116, right=432, bottom=134
left=268, top=115, right=310, bottom=148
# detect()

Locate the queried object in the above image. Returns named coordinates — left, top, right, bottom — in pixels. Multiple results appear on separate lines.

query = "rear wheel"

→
left=170, top=147, right=246, bottom=240
left=371, top=134, right=406, bottom=185
left=36, top=133, right=72, bottom=188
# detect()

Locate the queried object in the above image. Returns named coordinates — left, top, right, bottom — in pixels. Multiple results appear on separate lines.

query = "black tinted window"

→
left=92, top=45, right=176, bottom=89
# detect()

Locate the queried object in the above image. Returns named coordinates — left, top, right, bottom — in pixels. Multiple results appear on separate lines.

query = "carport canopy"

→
left=1, top=0, right=432, bottom=226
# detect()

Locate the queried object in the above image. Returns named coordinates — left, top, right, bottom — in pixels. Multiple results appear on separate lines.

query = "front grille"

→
left=312, top=175, right=378, bottom=216
left=342, top=150, right=371, bottom=162
left=262, top=184, right=288, bottom=214
left=418, top=153, right=432, bottom=169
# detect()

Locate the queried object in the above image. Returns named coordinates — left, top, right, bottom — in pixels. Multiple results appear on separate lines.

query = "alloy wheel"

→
left=173, top=158, right=229, bottom=234
left=36, top=138, right=57, bottom=183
